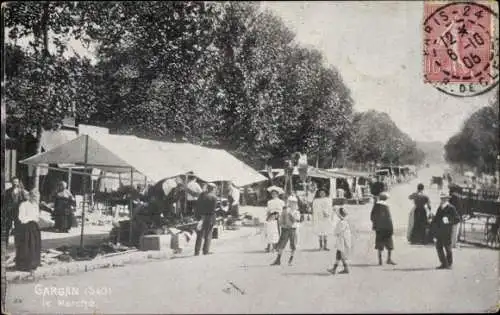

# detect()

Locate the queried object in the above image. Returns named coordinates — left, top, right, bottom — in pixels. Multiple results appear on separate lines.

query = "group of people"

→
left=185, top=176, right=240, bottom=218
left=261, top=177, right=463, bottom=274
left=4, top=178, right=76, bottom=272
left=263, top=186, right=352, bottom=274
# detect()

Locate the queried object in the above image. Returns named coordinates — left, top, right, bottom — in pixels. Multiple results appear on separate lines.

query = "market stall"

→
left=329, top=168, right=372, bottom=204
left=20, top=133, right=267, bottom=250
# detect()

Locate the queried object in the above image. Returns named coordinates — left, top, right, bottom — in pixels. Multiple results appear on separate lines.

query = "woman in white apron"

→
left=312, top=188, right=334, bottom=251
left=264, top=188, right=285, bottom=252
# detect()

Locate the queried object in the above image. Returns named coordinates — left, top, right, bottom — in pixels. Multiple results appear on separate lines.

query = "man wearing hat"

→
left=430, top=192, right=460, bottom=269
left=271, top=195, right=301, bottom=266
left=194, top=183, right=218, bottom=256
left=370, top=192, right=396, bottom=265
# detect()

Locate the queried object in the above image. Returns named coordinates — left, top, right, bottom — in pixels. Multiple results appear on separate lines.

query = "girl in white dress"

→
left=264, top=189, right=284, bottom=252
left=312, top=188, right=334, bottom=250
left=328, top=207, right=352, bottom=274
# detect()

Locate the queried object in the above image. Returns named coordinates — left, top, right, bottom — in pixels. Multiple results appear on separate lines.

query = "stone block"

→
left=139, top=234, right=171, bottom=251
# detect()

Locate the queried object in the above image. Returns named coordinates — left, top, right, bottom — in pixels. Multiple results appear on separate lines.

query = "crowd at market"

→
left=4, top=162, right=498, bottom=274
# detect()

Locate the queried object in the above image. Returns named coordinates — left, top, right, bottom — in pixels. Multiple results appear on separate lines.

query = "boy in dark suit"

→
left=431, top=192, right=461, bottom=269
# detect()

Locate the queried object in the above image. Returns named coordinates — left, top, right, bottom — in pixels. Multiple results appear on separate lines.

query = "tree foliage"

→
left=72, top=1, right=355, bottom=168
left=5, top=1, right=424, bottom=172
left=348, top=110, right=425, bottom=165
left=445, top=93, right=499, bottom=174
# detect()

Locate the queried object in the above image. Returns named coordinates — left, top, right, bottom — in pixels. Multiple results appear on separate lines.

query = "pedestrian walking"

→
left=370, top=192, right=396, bottom=265
left=185, top=176, right=202, bottom=217
left=264, top=186, right=285, bottom=252
left=53, top=181, right=75, bottom=233
left=228, top=181, right=240, bottom=219
left=327, top=207, right=352, bottom=275
left=15, top=190, right=42, bottom=272
left=194, top=183, right=217, bottom=256
left=370, top=176, right=385, bottom=202
left=271, top=195, right=301, bottom=266
left=431, top=192, right=460, bottom=269
left=312, top=187, right=334, bottom=251
left=408, top=183, right=432, bottom=244
left=4, top=177, right=26, bottom=243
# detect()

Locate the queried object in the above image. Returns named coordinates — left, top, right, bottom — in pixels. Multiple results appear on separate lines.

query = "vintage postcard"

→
left=1, top=1, right=499, bottom=314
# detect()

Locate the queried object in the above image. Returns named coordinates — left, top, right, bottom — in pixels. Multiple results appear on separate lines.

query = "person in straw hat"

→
left=370, top=192, right=396, bottom=265
left=430, top=191, right=460, bottom=269
left=327, top=207, right=352, bottom=274
left=264, top=186, right=285, bottom=252
left=271, top=194, right=301, bottom=266
left=312, top=187, right=334, bottom=251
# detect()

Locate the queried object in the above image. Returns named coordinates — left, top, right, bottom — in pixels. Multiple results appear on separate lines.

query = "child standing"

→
left=327, top=207, right=352, bottom=274
left=271, top=195, right=301, bottom=266
left=264, top=188, right=284, bottom=252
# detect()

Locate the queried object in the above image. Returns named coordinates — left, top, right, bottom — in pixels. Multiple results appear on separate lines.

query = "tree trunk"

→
left=31, top=125, right=43, bottom=191
left=31, top=2, right=50, bottom=192
left=41, top=1, right=50, bottom=57
left=1, top=6, right=7, bottom=310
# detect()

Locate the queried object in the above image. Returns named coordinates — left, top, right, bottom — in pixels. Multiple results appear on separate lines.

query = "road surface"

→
left=5, top=165, right=499, bottom=314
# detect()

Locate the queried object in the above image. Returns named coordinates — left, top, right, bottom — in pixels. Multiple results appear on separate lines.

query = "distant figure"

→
left=370, top=176, right=385, bottom=202
left=370, top=192, right=396, bottom=265
left=446, top=173, right=452, bottom=184
left=271, top=195, right=301, bottom=266
left=431, top=192, right=460, bottom=269
left=53, top=181, right=75, bottom=233
left=15, top=190, right=41, bottom=272
left=4, top=177, right=26, bottom=242
left=194, top=183, right=217, bottom=256
left=312, top=188, right=334, bottom=251
left=408, top=183, right=432, bottom=244
left=264, top=188, right=284, bottom=252
left=327, top=207, right=352, bottom=275
left=228, top=181, right=240, bottom=219
left=186, top=176, right=202, bottom=217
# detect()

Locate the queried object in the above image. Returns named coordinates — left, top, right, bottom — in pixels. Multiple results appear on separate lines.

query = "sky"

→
left=8, top=1, right=497, bottom=143
left=263, top=1, right=498, bottom=143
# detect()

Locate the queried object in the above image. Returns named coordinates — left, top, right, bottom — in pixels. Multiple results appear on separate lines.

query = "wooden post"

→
left=80, top=135, right=89, bottom=250
left=68, top=167, right=72, bottom=191
left=129, top=168, right=134, bottom=244
left=90, top=173, right=94, bottom=209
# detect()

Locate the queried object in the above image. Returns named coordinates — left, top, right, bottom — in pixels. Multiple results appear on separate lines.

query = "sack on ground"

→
left=196, top=219, right=203, bottom=231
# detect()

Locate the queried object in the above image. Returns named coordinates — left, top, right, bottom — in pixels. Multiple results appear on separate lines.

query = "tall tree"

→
left=348, top=110, right=425, bottom=166
left=445, top=93, right=499, bottom=173
left=4, top=1, right=97, bottom=189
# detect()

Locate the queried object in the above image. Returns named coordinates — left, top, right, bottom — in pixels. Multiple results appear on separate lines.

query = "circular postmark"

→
left=423, top=2, right=499, bottom=97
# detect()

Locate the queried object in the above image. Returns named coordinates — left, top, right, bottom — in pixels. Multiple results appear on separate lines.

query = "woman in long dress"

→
left=53, top=181, right=76, bottom=233
left=264, top=189, right=284, bottom=252
left=312, top=188, right=334, bottom=251
left=408, top=183, right=431, bottom=244
left=15, top=190, right=42, bottom=272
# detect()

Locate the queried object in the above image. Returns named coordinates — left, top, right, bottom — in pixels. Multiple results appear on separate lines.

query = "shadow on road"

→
left=349, top=263, right=380, bottom=267
left=384, top=267, right=437, bottom=272
left=242, top=250, right=269, bottom=254
left=282, top=272, right=331, bottom=277
left=300, top=249, right=322, bottom=253
left=239, top=264, right=272, bottom=269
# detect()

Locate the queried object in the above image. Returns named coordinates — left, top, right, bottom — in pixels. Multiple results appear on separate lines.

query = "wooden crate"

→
left=139, top=234, right=172, bottom=251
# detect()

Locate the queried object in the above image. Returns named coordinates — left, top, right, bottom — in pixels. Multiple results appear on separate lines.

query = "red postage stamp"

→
left=423, top=1, right=499, bottom=97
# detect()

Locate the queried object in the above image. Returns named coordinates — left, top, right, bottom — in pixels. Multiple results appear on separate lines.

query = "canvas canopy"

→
left=260, top=167, right=346, bottom=179
left=20, top=134, right=266, bottom=187
left=328, top=168, right=371, bottom=178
